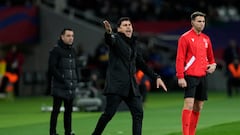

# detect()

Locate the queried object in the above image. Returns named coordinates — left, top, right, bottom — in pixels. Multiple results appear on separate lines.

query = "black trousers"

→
left=0, top=76, right=8, bottom=93
left=50, top=96, right=73, bottom=135
left=0, top=75, right=19, bottom=96
left=92, top=94, right=143, bottom=135
left=227, top=77, right=240, bottom=97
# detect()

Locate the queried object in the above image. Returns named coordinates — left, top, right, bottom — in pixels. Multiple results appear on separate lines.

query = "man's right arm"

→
left=103, top=20, right=117, bottom=46
left=103, top=20, right=112, bottom=34
left=176, top=36, right=188, bottom=88
left=176, top=36, right=187, bottom=79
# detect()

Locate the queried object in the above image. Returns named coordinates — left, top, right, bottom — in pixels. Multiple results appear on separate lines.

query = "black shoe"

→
left=50, top=133, right=59, bottom=135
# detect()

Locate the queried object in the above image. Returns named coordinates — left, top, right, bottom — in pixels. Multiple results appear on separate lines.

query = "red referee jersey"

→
left=176, top=28, right=216, bottom=79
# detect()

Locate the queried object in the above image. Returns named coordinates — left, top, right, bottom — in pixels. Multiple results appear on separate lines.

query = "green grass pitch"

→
left=0, top=91, right=239, bottom=135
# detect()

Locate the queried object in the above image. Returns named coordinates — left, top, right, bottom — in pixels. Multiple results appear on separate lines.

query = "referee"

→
left=176, top=11, right=217, bottom=135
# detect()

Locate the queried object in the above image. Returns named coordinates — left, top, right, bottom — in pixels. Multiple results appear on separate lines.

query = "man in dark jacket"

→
left=48, top=28, right=79, bottom=135
left=91, top=17, right=167, bottom=135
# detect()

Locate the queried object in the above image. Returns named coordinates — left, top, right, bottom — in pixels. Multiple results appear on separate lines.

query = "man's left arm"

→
left=206, top=39, right=217, bottom=74
left=74, top=51, right=81, bottom=83
left=136, top=48, right=167, bottom=91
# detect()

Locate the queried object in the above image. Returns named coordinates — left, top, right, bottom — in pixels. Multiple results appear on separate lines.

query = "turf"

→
left=0, top=91, right=239, bottom=135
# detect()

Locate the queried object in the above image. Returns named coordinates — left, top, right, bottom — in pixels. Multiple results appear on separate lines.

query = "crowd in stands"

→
left=1, top=0, right=240, bottom=23
left=0, top=45, right=24, bottom=98
left=223, top=39, right=240, bottom=97
left=2, top=0, right=239, bottom=23
left=67, top=0, right=240, bottom=23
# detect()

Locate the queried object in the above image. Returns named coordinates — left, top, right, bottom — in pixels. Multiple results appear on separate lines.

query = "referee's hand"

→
left=178, top=78, right=187, bottom=88
left=206, top=63, right=216, bottom=74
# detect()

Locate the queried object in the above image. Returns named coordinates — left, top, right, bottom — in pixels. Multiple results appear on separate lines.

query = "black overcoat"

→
left=48, top=40, right=79, bottom=99
left=103, top=32, right=160, bottom=97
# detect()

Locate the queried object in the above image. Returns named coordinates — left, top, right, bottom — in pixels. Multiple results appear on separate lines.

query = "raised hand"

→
left=103, top=20, right=112, bottom=34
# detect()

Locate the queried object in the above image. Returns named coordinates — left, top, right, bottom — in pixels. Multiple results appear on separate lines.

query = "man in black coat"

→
left=48, top=28, right=79, bottom=135
left=91, top=17, right=167, bottom=135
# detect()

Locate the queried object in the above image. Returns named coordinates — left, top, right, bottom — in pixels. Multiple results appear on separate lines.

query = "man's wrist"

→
left=106, top=29, right=112, bottom=34
left=156, top=75, right=161, bottom=79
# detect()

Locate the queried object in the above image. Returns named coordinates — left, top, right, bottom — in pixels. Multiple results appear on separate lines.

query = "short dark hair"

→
left=117, top=17, right=131, bottom=27
left=60, top=28, right=73, bottom=36
left=191, top=11, right=206, bottom=20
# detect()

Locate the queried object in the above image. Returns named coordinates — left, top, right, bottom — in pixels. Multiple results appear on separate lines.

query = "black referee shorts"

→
left=184, top=75, right=208, bottom=101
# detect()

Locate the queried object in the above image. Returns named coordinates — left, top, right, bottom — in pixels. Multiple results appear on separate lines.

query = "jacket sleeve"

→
left=136, top=47, right=160, bottom=80
left=206, top=37, right=216, bottom=64
left=48, top=47, right=65, bottom=83
left=74, top=50, right=81, bottom=83
left=176, top=36, right=187, bottom=79
left=104, top=32, right=117, bottom=46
